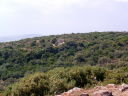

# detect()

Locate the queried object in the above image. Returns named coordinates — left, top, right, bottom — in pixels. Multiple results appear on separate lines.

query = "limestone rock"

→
left=119, top=83, right=128, bottom=92
left=106, top=84, right=116, bottom=89
left=67, top=87, right=82, bottom=93
left=80, top=93, right=89, bottom=96
left=93, top=90, right=113, bottom=96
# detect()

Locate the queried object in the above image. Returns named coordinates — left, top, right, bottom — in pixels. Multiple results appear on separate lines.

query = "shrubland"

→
left=0, top=32, right=127, bottom=95
left=0, top=32, right=128, bottom=80
left=4, top=66, right=128, bottom=96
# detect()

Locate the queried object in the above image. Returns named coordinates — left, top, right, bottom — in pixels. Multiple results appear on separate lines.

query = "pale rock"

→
left=93, top=90, right=113, bottom=96
left=80, top=93, right=89, bottom=96
left=67, top=87, right=82, bottom=93
left=119, top=83, right=128, bottom=92
left=106, top=84, right=116, bottom=88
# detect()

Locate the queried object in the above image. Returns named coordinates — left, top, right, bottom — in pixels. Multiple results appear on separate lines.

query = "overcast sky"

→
left=0, top=0, right=128, bottom=37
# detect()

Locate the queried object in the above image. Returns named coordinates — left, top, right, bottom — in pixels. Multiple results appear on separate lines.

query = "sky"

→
left=0, top=0, right=128, bottom=37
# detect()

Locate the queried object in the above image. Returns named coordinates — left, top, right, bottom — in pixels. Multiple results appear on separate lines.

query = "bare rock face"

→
left=93, top=90, right=113, bottom=96
left=119, top=83, right=128, bottom=92
left=80, top=93, right=89, bottom=96
left=56, top=84, right=128, bottom=96
left=67, top=87, right=82, bottom=93
left=106, top=84, right=116, bottom=89
left=56, top=87, right=85, bottom=96
left=94, top=86, right=108, bottom=91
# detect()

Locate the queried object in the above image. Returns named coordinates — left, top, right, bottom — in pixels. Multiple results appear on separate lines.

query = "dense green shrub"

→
left=4, top=73, right=49, bottom=96
left=4, top=66, right=107, bottom=96
left=103, top=67, right=128, bottom=85
left=0, top=32, right=128, bottom=95
left=0, top=32, right=128, bottom=80
left=3, top=66, right=128, bottom=96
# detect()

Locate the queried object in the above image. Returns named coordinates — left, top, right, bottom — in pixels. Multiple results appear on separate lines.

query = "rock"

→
left=80, top=93, right=89, bottom=96
left=67, top=87, right=82, bottom=93
left=93, top=90, right=113, bottom=96
left=106, top=84, right=116, bottom=88
left=56, top=87, right=84, bottom=96
left=94, top=86, right=108, bottom=91
left=119, top=83, right=128, bottom=92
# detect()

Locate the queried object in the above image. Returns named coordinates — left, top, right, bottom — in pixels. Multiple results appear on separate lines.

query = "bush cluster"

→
left=4, top=66, right=107, bottom=96
left=4, top=66, right=127, bottom=96
left=0, top=32, right=128, bottom=80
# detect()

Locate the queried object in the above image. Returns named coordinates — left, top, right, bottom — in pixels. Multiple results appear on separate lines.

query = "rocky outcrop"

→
left=106, top=84, right=116, bottom=89
left=80, top=93, right=89, bottom=96
left=57, top=84, right=128, bottom=96
left=56, top=87, right=86, bottom=96
left=93, top=90, right=113, bottom=96
left=119, top=83, right=128, bottom=92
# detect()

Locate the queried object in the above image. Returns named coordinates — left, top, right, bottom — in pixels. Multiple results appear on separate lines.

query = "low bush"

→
left=4, top=66, right=128, bottom=96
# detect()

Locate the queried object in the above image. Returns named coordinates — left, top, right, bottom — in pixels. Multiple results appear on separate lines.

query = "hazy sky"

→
left=0, top=0, right=128, bottom=37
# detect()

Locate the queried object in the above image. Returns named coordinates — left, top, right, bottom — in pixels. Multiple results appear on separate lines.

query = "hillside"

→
left=0, top=32, right=128, bottom=88
left=4, top=66, right=128, bottom=96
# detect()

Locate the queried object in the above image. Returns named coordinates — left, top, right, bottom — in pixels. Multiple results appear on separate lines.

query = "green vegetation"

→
left=4, top=66, right=128, bottom=96
left=0, top=32, right=128, bottom=80
left=0, top=32, right=128, bottom=94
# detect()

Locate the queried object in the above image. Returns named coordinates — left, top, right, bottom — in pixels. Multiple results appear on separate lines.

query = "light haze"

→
left=0, top=0, right=128, bottom=38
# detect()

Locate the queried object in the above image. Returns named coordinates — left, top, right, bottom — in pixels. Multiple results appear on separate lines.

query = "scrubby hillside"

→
left=0, top=32, right=128, bottom=90
left=4, top=66, right=128, bottom=96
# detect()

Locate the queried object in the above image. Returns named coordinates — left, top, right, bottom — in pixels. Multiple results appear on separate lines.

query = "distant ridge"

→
left=0, top=34, right=41, bottom=42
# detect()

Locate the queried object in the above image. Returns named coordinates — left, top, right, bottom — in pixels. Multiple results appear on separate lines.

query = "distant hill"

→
left=0, top=32, right=128, bottom=81
left=0, top=34, right=41, bottom=42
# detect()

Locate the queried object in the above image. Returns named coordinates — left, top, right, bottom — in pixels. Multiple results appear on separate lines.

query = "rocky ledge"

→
left=56, top=84, right=128, bottom=96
